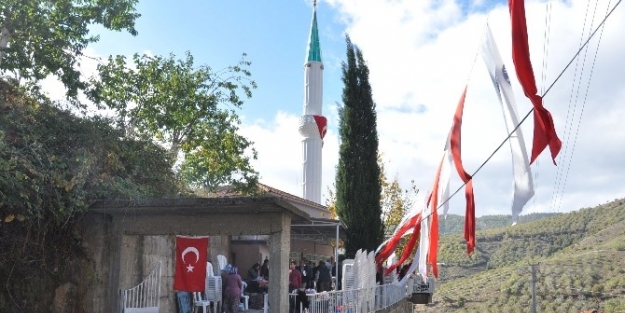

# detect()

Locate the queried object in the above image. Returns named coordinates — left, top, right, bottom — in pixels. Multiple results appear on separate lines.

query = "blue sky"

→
left=88, top=0, right=345, bottom=123
left=42, top=0, right=625, bottom=218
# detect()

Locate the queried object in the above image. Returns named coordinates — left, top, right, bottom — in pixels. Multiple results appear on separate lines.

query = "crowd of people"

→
left=288, top=257, right=342, bottom=313
left=246, top=260, right=269, bottom=293
left=289, top=257, right=342, bottom=293
left=219, top=256, right=344, bottom=313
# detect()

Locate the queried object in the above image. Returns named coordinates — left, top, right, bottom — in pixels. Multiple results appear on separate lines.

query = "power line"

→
left=549, top=0, right=598, bottom=214
left=553, top=0, right=613, bottom=215
left=434, top=0, right=623, bottom=214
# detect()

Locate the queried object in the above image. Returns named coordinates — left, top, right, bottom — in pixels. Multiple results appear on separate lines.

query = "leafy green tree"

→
left=379, top=154, right=419, bottom=258
left=88, top=51, right=258, bottom=190
left=0, top=79, right=180, bottom=223
left=0, top=0, right=140, bottom=98
left=335, top=36, right=383, bottom=258
left=1, top=78, right=184, bottom=313
left=379, top=155, right=418, bottom=232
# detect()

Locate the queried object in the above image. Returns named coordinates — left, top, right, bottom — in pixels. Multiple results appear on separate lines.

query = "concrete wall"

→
left=116, top=235, right=175, bottom=312
left=80, top=205, right=295, bottom=313
left=267, top=213, right=291, bottom=311
left=112, top=234, right=232, bottom=312
left=79, top=213, right=111, bottom=313
left=231, top=243, right=261, bottom=280
left=208, top=235, right=230, bottom=273
left=259, top=245, right=269, bottom=264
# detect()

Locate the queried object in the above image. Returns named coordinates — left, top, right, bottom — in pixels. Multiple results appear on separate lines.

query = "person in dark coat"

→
left=247, top=263, right=260, bottom=281
left=260, top=259, right=269, bottom=280
left=311, top=261, right=318, bottom=290
left=298, top=259, right=311, bottom=290
left=315, top=260, right=331, bottom=292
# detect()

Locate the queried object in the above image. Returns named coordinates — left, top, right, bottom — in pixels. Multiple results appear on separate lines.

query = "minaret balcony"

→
left=298, top=115, right=324, bottom=138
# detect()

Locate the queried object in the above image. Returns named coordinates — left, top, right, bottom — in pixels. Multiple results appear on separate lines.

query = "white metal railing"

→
left=120, top=261, right=162, bottom=313
left=374, top=283, right=408, bottom=311
left=289, top=280, right=417, bottom=313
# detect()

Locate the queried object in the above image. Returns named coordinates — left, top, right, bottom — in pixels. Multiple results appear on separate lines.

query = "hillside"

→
left=423, top=198, right=625, bottom=313
left=439, top=212, right=560, bottom=236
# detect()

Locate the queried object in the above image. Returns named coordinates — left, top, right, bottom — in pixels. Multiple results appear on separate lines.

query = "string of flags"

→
left=375, top=0, right=562, bottom=280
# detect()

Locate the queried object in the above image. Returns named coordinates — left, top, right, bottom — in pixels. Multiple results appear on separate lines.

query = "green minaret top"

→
left=306, top=1, right=322, bottom=62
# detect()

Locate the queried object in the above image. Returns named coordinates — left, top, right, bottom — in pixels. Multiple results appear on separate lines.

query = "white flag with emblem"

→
left=481, top=23, right=535, bottom=224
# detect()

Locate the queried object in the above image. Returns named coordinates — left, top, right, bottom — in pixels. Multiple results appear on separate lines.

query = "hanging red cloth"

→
left=427, top=156, right=444, bottom=278
left=449, top=87, right=476, bottom=255
left=385, top=219, right=421, bottom=275
left=509, top=0, right=562, bottom=165
left=375, top=212, right=421, bottom=264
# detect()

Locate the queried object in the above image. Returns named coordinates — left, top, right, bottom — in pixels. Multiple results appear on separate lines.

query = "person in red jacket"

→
left=288, top=260, right=303, bottom=313
left=288, top=260, right=302, bottom=292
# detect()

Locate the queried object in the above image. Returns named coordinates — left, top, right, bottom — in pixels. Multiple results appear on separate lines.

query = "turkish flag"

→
left=173, top=236, right=209, bottom=292
left=312, top=115, right=328, bottom=140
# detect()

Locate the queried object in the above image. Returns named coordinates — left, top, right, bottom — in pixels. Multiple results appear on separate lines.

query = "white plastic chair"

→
left=206, top=262, right=214, bottom=277
left=263, top=293, right=269, bottom=313
left=217, top=255, right=227, bottom=272
left=241, top=281, right=249, bottom=311
left=205, top=276, right=222, bottom=313
left=342, top=259, right=355, bottom=290
left=193, top=292, right=210, bottom=313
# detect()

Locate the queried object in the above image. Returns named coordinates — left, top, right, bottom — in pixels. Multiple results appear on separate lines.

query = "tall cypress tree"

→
left=335, top=36, right=383, bottom=258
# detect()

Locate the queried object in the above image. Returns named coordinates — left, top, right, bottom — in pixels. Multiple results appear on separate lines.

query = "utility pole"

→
left=530, top=264, right=537, bottom=313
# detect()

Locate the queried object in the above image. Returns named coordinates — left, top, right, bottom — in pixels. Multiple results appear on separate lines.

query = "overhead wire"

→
left=553, top=0, right=613, bottom=214
left=537, top=0, right=554, bottom=214
left=539, top=0, right=554, bottom=97
left=383, top=0, right=625, bottom=271
left=433, top=0, right=623, bottom=216
left=549, top=0, right=597, bottom=214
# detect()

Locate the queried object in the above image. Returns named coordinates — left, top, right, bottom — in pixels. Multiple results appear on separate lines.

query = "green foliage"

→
left=88, top=51, right=259, bottom=190
left=0, top=0, right=140, bottom=98
left=1, top=78, right=181, bottom=313
left=379, top=153, right=419, bottom=258
left=0, top=79, right=181, bottom=224
left=335, top=36, right=383, bottom=258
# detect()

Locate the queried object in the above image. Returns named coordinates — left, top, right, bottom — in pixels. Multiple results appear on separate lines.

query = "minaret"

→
left=298, top=1, right=326, bottom=204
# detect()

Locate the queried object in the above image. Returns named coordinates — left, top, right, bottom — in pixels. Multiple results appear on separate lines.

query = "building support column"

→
left=108, top=218, right=123, bottom=313
left=268, top=213, right=292, bottom=313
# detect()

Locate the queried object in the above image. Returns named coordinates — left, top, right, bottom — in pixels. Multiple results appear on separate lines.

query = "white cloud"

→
left=244, top=0, right=625, bottom=218
left=240, top=112, right=303, bottom=195
left=240, top=111, right=340, bottom=204
left=35, top=0, right=624, bottom=220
